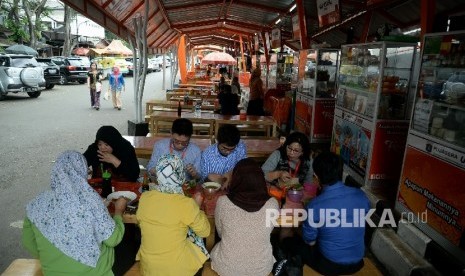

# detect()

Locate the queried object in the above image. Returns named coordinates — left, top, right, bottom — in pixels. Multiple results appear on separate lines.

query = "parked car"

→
left=125, top=60, right=134, bottom=76
left=36, top=58, right=60, bottom=89
left=154, top=56, right=171, bottom=68
left=0, top=54, right=46, bottom=100
left=51, top=56, right=90, bottom=84
left=148, top=58, right=162, bottom=72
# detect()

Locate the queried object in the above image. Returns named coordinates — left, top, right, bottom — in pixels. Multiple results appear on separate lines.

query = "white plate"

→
left=107, top=191, right=137, bottom=202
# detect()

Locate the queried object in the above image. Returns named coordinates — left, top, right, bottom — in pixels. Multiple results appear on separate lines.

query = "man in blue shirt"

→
left=200, top=124, right=247, bottom=189
left=302, top=151, right=371, bottom=275
left=147, top=118, right=201, bottom=181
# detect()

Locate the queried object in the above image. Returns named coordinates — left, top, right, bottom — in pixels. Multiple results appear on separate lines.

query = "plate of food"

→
left=107, top=191, right=137, bottom=203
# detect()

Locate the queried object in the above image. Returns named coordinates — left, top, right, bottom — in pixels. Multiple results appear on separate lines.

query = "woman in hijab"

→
left=22, top=151, right=128, bottom=275
left=84, top=125, right=140, bottom=182
left=210, top=158, right=279, bottom=276
left=136, top=154, right=210, bottom=276
left=108, top=66, right=125, bottom=110
left=247, top=68, right=265, bottom=115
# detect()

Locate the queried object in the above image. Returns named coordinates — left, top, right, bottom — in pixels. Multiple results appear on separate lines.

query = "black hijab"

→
left=227, top=158, right=270, bottom=212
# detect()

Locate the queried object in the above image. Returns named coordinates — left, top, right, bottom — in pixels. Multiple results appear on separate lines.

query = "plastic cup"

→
left=240, top=109, right=246, bottom=120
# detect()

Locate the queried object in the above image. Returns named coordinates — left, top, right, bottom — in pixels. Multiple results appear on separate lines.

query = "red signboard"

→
left=369, top=121, right=409, bottom=180
left=398, top=146, right=465, bottom=247
left=313, top=99, right=335, bottom=140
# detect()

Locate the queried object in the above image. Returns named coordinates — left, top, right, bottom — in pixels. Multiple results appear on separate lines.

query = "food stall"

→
left=330, top=42, right=417, bottom=199
left=294, top=49, right=340, bottom=143
left=396, top=31, right=465, bottom=262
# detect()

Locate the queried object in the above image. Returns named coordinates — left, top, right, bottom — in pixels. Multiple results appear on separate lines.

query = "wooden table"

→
left=123, top=135, right=212, bottom=159
left=177, top=83, right=213, bottom=88
left=145, top=100, right=216, bottom=117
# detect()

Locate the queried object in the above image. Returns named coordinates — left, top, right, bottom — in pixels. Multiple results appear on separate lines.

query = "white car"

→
left=153, top=56, right=171, bottom=68
left=148, top=58, right=162, bottom=72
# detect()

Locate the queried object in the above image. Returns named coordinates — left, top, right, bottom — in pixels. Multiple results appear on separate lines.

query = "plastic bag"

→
left=96, top=82, right=102, bottom=92
left=103, top=90, right=110, bottom=101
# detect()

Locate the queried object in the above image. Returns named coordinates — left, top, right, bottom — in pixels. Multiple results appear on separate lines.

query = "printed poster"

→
left=313, top=99, right=335, bottom=140
left=398, top=146, right=465, bottom=248
left=330, top=116, right=371, bottom=177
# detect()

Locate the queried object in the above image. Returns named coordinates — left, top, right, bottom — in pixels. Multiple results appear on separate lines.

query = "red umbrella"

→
left=201, top=52, right=237, bottom=65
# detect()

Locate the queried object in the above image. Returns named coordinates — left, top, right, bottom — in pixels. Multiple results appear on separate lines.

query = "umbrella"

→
left=201, top=52, right=237, bottom=65
left=5, top=44, right=38, bottom=56
left=72, top=47, right=90, bottom=56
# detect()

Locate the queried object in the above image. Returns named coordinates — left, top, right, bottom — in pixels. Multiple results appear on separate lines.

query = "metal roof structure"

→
left=62, top=0, right=465, bottom=52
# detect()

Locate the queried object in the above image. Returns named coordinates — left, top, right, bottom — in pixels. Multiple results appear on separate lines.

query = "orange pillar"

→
left=420, top=0, right=435, bottom=45
left=239, top=35, right=246, bottom=72
left=178, top=35, right=187, bottom=84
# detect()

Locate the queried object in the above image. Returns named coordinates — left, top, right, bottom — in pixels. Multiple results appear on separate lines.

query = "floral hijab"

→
left=26, top=151, right=115, bottom=267
left=154, top=154, right=209, bottom=258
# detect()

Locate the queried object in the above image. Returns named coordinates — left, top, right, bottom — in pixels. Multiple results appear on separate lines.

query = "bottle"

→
left=195, top=100, right=201, bottom=117
left=177, top=100, right=182, bottom=117
left=101, top=170, right=112, bottom=198
left=142, top=172, right=149, bottom=192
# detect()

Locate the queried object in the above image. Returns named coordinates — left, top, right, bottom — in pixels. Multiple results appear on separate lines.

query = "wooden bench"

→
left=302, top=257, right=383, bottom=275
left=2, top=259, right=42, bottom=276
left=108, top=256, right=384, bottom=276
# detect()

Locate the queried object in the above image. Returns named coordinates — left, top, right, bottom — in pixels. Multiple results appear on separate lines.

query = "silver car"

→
left=0, top=54, right=46, bottom=100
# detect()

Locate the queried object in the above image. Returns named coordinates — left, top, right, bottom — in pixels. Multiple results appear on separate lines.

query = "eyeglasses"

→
left=219, top=144, right=236, bottom=153
left=287, top=145, right=302, bottom=154
left=172, top=138, right=189, bottom=147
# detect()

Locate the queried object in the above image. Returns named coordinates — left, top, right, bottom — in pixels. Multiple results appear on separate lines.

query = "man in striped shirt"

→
left=200, top=124, right=247, bottom=189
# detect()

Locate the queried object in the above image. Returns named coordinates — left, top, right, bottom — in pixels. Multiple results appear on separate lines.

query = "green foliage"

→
left=5, top=18, right=29, bottom=43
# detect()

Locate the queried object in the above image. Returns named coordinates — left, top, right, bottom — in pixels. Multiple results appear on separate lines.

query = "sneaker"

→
left=272, top=259, right=288, bottom=276
left=96, top=107, right=100, bottom=111
left=118, top=107, right=121, bottom=110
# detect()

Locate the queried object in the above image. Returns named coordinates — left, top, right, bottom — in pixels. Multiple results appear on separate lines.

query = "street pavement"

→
left=0, top=69, right=176, bottom=272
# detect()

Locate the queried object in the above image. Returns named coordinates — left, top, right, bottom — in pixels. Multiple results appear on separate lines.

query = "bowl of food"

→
left=202, top=182, right=221, bottom=198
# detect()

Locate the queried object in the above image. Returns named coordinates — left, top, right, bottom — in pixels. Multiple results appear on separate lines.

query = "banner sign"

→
left=271, top=28, right=281, bottom=49
left=398, top=146, right=465, bottom=247
left=292, top=14, right=300, bottom=40
left=317, top=0, right=340, bottom=28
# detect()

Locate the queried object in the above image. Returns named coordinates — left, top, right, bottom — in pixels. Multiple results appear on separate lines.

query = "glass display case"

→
left=331, top=42, right=417, bottom=188
left=396, top=31, right=465, bottom=262
left=294, top=49, right=339, bottom=143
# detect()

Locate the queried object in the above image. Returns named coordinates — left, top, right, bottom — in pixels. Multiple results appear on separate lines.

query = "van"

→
left=92, top=57, right=129, bottom=79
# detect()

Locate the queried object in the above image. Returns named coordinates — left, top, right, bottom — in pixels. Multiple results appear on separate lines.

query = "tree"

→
left=62, top=4, right=75, bottom=56
left=4, top=0, right=26, bottom=44
left=22, top=0, right=48, bottom=48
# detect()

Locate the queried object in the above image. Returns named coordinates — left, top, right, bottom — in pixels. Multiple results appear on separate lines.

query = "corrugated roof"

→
left=60, top=0, right=465, bottom=51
